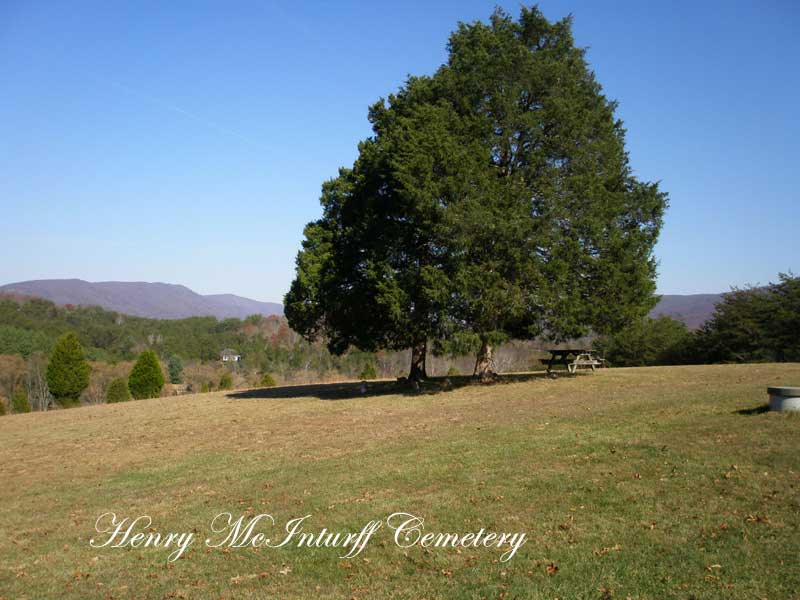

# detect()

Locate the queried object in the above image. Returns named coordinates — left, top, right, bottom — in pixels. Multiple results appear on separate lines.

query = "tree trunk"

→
left=408, top=339, right=428, bottom=382
left=473, top=339, right=497, bottom=382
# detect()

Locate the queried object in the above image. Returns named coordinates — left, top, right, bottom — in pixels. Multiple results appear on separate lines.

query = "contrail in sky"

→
left=109, top=81, right=263, bottom=148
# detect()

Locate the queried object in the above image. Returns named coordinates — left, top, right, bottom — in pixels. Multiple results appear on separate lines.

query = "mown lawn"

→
left=0, top=364, right=798, bottom=599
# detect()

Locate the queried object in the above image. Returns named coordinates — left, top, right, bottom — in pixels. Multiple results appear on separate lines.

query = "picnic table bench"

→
left=540, top=349, right=603, bottom=374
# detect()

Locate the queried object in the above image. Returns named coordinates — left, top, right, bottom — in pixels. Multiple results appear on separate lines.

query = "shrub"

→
left=446, top=365, right=460, bottom=377
left=0, top=397, right=6, bottom=416
left=260, top=373, right=276, bottom=387
left=11, top=387, right=31, bottom=413
left=358, top=363, right=378, bottom=380
left=106, top=378, right=131, bottom=403
left=46, top=332, right=91, bottom=407
left=692, top=274, right=800, bottom=363
left=593, top=316, right=693, bottom=367
left=128, top=350, right=165, bottom=399
left=218, top=372, right=233, bottom=390
left=200, top=382, right=210, bottom=393
left=167, top=355, right=183, bottom=384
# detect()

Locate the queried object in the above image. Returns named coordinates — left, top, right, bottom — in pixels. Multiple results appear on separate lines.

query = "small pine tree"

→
left=106, top=378, right=132, bottom=403
left=11, top=387, right=31, bottom=413
left=260, top=373, right=276, bottom=387
left=46, top=332, right=91, bottom=407
left=358, top=363, right=378, bottom=380
left=167, top=355, right=183, bottom=384
left=128, top=350, right=165, bottom=399
left=218, top=372, right=233, bottom=390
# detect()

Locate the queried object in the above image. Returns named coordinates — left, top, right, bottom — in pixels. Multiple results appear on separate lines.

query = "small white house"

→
left=221, top=348, right=242, bottom=362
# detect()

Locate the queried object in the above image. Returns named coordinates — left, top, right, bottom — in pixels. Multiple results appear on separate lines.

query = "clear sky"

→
left=1, top=1, right=798, bottom=303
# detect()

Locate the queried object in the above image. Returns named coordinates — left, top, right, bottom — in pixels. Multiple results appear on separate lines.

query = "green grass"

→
left=0, top=364, right=798, bottom=599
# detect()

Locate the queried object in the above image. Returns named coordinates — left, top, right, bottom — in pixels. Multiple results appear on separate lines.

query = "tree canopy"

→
left=694, top=273, right=800, bottom=363
left=286, top=6, right=667, bottom=380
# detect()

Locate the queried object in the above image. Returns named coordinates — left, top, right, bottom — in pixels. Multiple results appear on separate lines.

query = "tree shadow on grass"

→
left=227, top=372, right=555, bottom=401
left=736, top=405, right=770, bottom=416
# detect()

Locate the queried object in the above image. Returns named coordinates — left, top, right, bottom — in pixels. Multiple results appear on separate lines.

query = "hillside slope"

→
left=0, top=364, right=797, bottom=598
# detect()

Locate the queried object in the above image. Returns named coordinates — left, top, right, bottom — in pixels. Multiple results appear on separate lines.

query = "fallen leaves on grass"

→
left=594, top=544, right=621, bottom=557
left=746, top=514, right=771, bottom=524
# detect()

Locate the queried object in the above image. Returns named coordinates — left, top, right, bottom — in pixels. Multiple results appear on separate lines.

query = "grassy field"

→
left=0, top=364, right=798, bottom=599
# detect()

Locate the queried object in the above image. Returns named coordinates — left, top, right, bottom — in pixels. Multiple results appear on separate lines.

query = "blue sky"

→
left=1, top=1, right=797, bottom=302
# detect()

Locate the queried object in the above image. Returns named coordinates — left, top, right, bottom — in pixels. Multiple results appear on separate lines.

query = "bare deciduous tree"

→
left=26, top=355, right=53, bottom=411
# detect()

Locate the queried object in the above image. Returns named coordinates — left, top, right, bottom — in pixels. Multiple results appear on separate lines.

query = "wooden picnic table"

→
left=541, top=349, right=603, bottom=374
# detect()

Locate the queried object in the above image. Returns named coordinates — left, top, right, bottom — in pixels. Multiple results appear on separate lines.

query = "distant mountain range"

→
left=0, top=278, right=723, bottom=328
left=0, top=279, right=283, bottom=320
left=649, top=293, right=722, bottom=329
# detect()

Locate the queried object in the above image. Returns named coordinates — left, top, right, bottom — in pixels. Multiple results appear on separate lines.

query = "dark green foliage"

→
left=200, top=382, right=210, bottom=393
left=440, top=8, right=665, bottom=348
left=106, top=378, right=131, bottom=403
left=11, top=387, right=31, bottom=413
left=358, top=363, right=378, bottom=380
left=260, top=373, right=276, bottom=387
left=46, top=332, right=91, bottom=407
left=168, top=355, right=183, bottom=384
left=0, top=324, right=51, bottom=357
left=593, top=316, right=693, bottom=367
left=694, top=273, right=800, bottom=363
left=446, top=365, right=460, bottom=377
left=0, top=296, right=266, bottom=363
left=285, top=6, right=666, bottom=379
left=0, top=398, right=5, bottom=415
left=218, top=372, right=233, bottom=390
left=128, top=350, right=165, bottom=399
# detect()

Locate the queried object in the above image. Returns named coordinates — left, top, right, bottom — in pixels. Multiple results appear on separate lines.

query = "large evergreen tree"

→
left=46, top=332, right=91, bottom=407
left=285, top=77, right=471, bottom=380
left=437, top=8, right=666, bottom=376
left=286, top=6, right=667, bottom=381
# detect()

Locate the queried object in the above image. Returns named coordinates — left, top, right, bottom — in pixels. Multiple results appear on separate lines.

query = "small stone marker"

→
left=767, top=386, right=800, bottom=412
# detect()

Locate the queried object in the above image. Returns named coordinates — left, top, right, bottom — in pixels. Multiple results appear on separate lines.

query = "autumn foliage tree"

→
left=46, top=332, right=91, bottom=407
